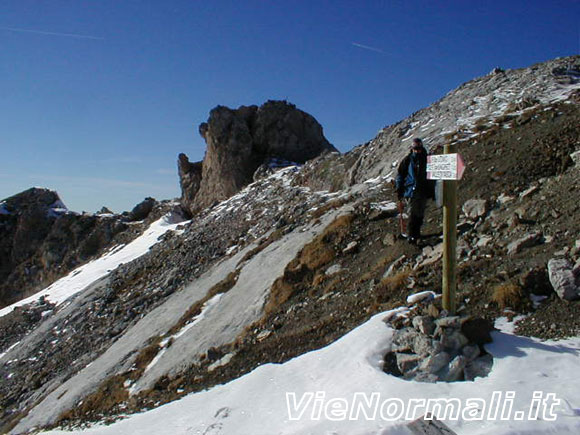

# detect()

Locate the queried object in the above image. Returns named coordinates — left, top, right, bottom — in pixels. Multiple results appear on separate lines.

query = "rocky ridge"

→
left=0, top=188, right=179, bottom=310
left=296, top=55, right=580, bottom=191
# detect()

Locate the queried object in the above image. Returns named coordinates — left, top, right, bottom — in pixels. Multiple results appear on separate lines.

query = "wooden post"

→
left=442, top=143, right=457, bottom=314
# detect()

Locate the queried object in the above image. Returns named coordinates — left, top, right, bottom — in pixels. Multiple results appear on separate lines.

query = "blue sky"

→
left=1, top=0, right=579, bottom=213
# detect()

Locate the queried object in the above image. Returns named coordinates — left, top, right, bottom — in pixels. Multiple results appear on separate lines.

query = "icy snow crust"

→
left=42, top=313, right=580, bottom=435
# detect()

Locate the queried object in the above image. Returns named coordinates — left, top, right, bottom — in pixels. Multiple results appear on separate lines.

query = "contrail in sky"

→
left=0, top=26, right=104, bottom=40
left=351, top=42, right=384, bottom=54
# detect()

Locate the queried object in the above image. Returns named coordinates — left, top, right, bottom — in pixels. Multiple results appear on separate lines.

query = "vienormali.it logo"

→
left=285, top=391, right=560, bottom=422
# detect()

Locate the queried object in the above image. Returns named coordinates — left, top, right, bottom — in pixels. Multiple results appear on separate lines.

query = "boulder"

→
left=392, top=327, right=420, bottom=353
left=570, top=149, right=580, bottom=166
left=413, top=334, right=437, bottom=356
left=462, top=344, right=480, bottom=362
left=440, top=329, right=469, bottom=351
left=507, top=231, right=543, bottom=255
left=412, top=315, right=435, bottom=335
left=382, top=233, right=396, bottom=246
left=464, top=354, right=494, bottom=381
left=434, top=316, right=461, bottom=328
left=413, top=373, right=439, bottom=383
left=419, top=351, right=451, bottom=374
left=396, top=352, right=422, bottom=373
left=462, top=199, right=488, bottom=220
left=324, top=264, right=342, bottom=276
left=442, top=355, right=467, bottom=382
left=343, top=241, right=358, bottom=254
left=519, top=185, right=540, bottom=198
left=406, top=414, right=458, bottom=434
left=548, top=258, right=580, bottom=301
left=416, top=243, right=443, bottom=268
left=128, top=197, right=157, bottom=222
left=475, top=235, right=493, bottom=248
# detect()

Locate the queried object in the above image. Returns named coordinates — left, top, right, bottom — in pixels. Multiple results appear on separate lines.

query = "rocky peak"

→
left=127, top=197, right=157, bottom=222
left=178, top=100, right=337, bottom=214
left=1, top=187, right=64, bottom=215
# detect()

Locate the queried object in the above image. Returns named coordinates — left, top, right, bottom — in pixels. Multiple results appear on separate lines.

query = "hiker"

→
left=395, top=138, right=435, bottom=244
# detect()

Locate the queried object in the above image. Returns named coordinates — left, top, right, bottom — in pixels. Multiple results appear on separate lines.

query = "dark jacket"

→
left=395, top=147, right=435, bottom=200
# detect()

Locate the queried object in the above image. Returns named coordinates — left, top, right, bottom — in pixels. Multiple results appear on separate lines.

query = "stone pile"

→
left=383, top=303, right=494, bottom=383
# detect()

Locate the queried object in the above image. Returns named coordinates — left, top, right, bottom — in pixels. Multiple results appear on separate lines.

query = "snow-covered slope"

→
left=42, top=310, right=580, bottom=435
left=11, top=205, right=352, bottom=433
left=0, top=212, right=187, bottom=319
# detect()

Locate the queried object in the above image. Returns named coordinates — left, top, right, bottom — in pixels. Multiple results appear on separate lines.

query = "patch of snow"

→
left=226, top=245, right=238, bottom=255
left=172, top=293, right=225, bottom=341
left=406, top=290, right=436, bottom=305
left=370, top=201, right=398, bottom=212
left=47, top=200, right=70, bottom=218
left=0, top=341, right=21, bottom=361
left=133, top=293, right=228, bottom=390
left=494, top=315, right=528, bottom=334
left=364, top=175, right=385, bottom=184
left=44, top=310, right=580, bottom=435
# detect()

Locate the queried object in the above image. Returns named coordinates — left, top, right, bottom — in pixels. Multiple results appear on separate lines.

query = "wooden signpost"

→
left=426, top=145, right=466, bottom=314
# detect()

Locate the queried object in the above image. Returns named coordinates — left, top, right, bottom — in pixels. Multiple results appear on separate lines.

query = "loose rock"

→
left=462, top=199, right=488, bottom=220
left=507, top=232, right=544, bottom=255
left=548, top=258, right=580, bottom=301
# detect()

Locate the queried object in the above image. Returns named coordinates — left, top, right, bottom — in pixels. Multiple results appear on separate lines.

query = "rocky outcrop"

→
left=127, top=197, right=157, bottom=222
left=178, top=154, right=203, bottom=216
left=178, top=100, right=337, bottom=214
left=0, top=189, right=152, bottom=309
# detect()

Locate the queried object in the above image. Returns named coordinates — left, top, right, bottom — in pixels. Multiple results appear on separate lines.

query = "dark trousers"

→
left=406, top=196, right=427, bottom=239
